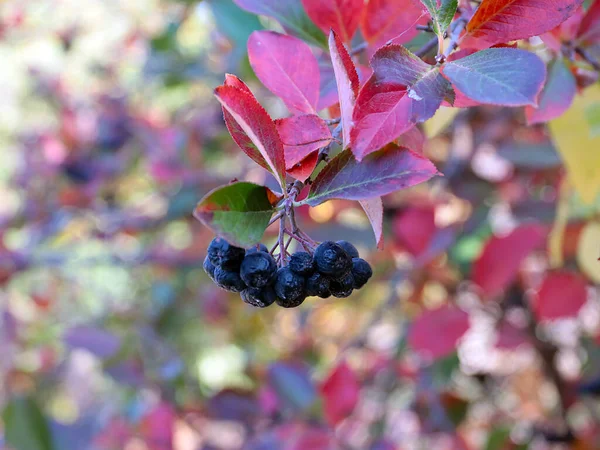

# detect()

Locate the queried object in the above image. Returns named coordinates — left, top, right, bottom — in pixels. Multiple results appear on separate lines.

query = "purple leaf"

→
left=525, top=57, right=576, bottom=124
left=441, top=48, right=546, bottom=106
left=64, top=326, right=121, bottom=359
left=248, top=31, right=320, bottom=114
left=268, top=362, right=317, bottom=412
left=304, top=146, right=439, bottom=206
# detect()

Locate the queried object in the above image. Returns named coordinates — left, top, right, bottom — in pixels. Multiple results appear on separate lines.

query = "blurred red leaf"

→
left=396, top=126, right=425, bottom=153
left=464, top=0, right=583, bottom=49
left=409, top=305, right=470, bottom=360
left=350, top=78, right=413, bottom=160
left=215, top=83, right=286, bottom=187
left=532, top=271, right=588, bottom=320
left=139, top=403, right=175, bottom=450
left=472, top=224, right=547, bottom=298
left=319, top=361, right=360, bottom=425
left=360, top=0, right=425, bottom=54
left=248, top=31, right=320, bottom=114
left=577, top=0, right=600, bottom=43
left=301, top=0, right=364, bottom=44
left=275, top=114, right=332, bottom=168
left=495, top=321, right=531, bottom=349
left=525, top=58, right=576, bottom=124
left=359, top=197, right=385, bottom=249
left=394, top=206, right=436, bottom=256
left=328, top=30, right=359, bottom=148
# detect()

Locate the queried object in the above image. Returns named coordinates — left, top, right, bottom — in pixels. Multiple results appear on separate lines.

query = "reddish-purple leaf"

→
left=328, top=30, right=359, bottom=148
left=301, top=0, right=364, bottom=44
left=525, top=58, right=576, bottom=124
left=409, top=305, right=470, bottom=360
left=495, top=321, right=531, bottom=350
left=472, top=224, right=547, bottom=298
left=224, top=73, right=252, bottom=93
left=532, top=271, right=588, bottom=320
left=64, top=326, right=121, bottom=359
left=215, top=84, right=286, bottom=186
left=275, top=114, right=332, bottom=168
left=304, top=146, right=439, bottom=206
left=396, top=126, right=425, bottom=153
left=350, top=78, right=413, bottom=160
left=140, top=403, right=175, bottom=450
left=359, top=197, right=384, bottom=249
left=464, top=0, right=584, bottom=49
left=361, top=0, right=425, bottom=53
left=394, top=206, right=437, bottom=256
left=441, top=48, right=546, bottom=106
left=577, top=0, right=600, bottom=43
left=319, top=361, right=360, bottom=426
left=317, top=54, right=340, bottom=110
left=248, top=31, right=320, bottom=114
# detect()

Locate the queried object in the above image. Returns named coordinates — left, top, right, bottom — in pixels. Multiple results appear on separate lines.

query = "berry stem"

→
left=278, top=214, right=287, bottom=265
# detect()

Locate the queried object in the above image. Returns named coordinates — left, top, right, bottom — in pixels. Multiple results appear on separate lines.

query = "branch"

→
left=575, top=46, right=600, bottom=72
left=439, top=16, right=468, bottom=62
left=415, top=36, right=439, bottom=57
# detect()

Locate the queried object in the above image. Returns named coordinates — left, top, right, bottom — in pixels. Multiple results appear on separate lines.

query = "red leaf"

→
left=359, top=197, right=384, bottom=249
left=215, top=84, right=286, bottom=187
left=532, top=271, right=588, bottom=320
left=396, top=127, right=425, bottom=153
left=320, top=361, right=360, bottom=425
left=394, top=206, right=437, bottom=256
left=317, top=53, right=340, bottom=110
left=224, top=73, right=252, bottom=93
left=464, top=0, right=584, bottom=49
left=287, top=152, right=320, bottom=182
left=275, top=114, right=332, bottom=168
left=301, top=0, right=364, bottom=44
left=525, top=58, right=576, bottom=125
left=248, top=31, right=320, bottom=114
left=577, top=0, right=600, bottom=43
left=350, top=78, right=414, bottom=160
left=495, top=321, right=531, bottom=349
left=472, top=224, right=547, bottom=298
left=409, top=305, right=470, bottom=360
left=139, top=403, right=175, bottom=450
left=361, top=0, right=426, bottom=54
left=329, top=30, right=359, bottom=148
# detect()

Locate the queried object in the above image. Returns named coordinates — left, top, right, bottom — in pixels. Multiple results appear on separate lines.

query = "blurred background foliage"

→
left=0, top=1, right=599, bottom=450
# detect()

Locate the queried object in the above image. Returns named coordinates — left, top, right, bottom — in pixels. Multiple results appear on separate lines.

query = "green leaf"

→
left=3, top=396, right=55, bottom=450
left=420, top=0, right=458, bottom=36
left=193, top=182, right=281, bottom=247
left=485, top=426, right=511, bottom=450
left=208, top=0, right=263, bottom=49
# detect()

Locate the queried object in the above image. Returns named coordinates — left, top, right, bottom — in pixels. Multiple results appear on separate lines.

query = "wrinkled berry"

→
left=306, top=272, right=331, bottom=298
left=241, top=286, right=277, bottom=308
left=314, top=241, right=352, bottom=279
left=352, top=258, right=372, bottom=289
left=240, top=251, right=277, bottom=288
left=246, top=243, right=269, bottom=255
left=214, top=267, right=246, bottom=292
left=289, top=252, right=315, bottom=276
left=203, top=255, right=216, bottom=281
left=207, top=237, right=245, bottom=270
left=330, top=272, right=354, bottom=298
left=274, top=267, right=306, bottom=308
left=336, top=240, right=359, bottom=259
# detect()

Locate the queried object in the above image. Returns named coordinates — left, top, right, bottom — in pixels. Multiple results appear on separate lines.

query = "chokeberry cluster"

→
left=203, top=237, right=372, bottom=308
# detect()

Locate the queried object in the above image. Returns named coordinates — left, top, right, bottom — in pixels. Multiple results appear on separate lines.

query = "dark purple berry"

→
left=351, top=258, right=372, bottom=289
left=240, top=251, right=277, bottom=288
left=289, top=252, right=315, bottom=276
left=314, top=241, right=352, bottom=279
left=330, top=272, right=354, bottom=298
left=241, top=286, right=277, bottom=308
left=246, top=243, right=269, bottom=255
left=214, top=267, right=246, bottom=292
left=306, top=272, right=331, bottom=298
left=207, top=237, right=245, bottom=270
left=336, top=240, right=359, bottom=259
left=274, top=267, right=306, bottom=308
left=203, top=255, right=216, bottom=282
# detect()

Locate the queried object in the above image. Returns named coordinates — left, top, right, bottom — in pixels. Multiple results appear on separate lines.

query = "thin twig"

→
left=439, top=16, right=468, bottom=62
left=350, top=41, right=368, bottom=56
left=415, top=36, right=439, bottom=57
left=575, top=46, right=600, bottom=71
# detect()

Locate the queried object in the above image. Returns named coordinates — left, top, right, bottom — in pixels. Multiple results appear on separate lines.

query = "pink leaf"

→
left=532, top=271, right=588, bottom=320
left=393, top=206, right=437, bottom=256
left=275, top=114, right=332, bottom=168
left=472, top=224, right=547, bottom=298
left=215, top=83, right=286, bottom=187
left=320, top=361, right=360, bottom=425
left=577, top=0, right=600, bottom=43
left=350, top=78, right=414, bottom=160
left=526, top=58, right=576, bottom=124
left=396, top=127, right=425, bottom=153
left=361, top=0, right=426, bottom=54
left=359, top=197, right=384, bottom=249
left=409, top=305, right=470, bottom=360
left=301, top=0, right=364, bottom=44
left=248, top=31, right=320, bottom=114
left=140, top=403, right=175, bottom=450
left=328, top=30, right=359, bottom=148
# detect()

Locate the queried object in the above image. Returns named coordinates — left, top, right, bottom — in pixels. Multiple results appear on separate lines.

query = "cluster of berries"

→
left=203, top=238, right=373, bottom=308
